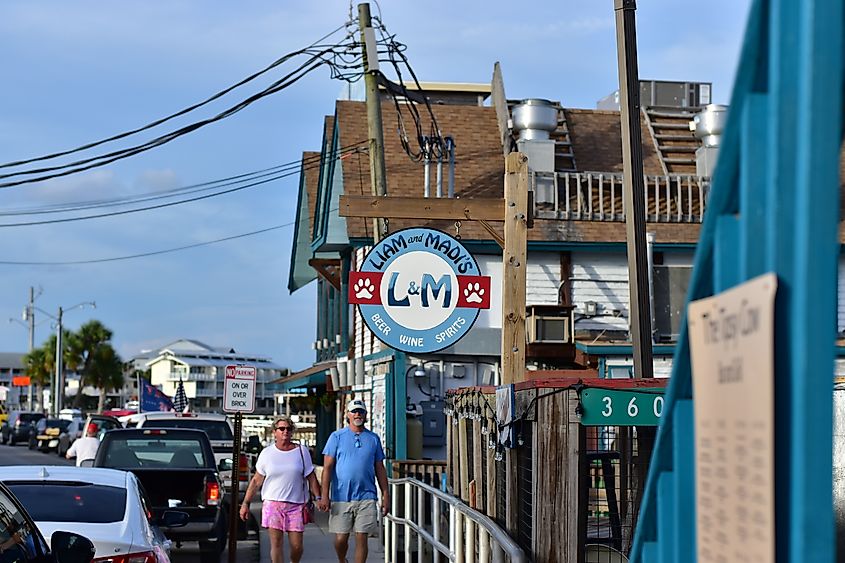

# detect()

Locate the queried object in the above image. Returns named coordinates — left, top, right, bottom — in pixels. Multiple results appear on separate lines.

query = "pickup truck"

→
left=121, top=411, right=251, bottom=504
left=93, top=427, right=226, bottom=563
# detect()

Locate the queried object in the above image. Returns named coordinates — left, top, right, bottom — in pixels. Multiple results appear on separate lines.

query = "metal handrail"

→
left=384, top=477, right=527, bottom=563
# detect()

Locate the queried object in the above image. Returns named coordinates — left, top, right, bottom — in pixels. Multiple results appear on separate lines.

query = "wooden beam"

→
left=308, top=258, right=341, bottom=291
left=339, top=195, right=505, bottom=221
left=501, top=153, right=529, bottom=385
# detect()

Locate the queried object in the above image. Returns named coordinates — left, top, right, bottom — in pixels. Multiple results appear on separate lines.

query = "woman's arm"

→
left=239, top=472, right=266, bottom=521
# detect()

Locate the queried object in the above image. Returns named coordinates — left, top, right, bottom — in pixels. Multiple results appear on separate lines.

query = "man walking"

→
left=65, top=423, right=100, bottom=466
left=318, top=399, right=389, bottom=563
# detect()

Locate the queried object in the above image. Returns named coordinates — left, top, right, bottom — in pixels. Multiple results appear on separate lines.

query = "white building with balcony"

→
left=144, top=339, right=286, bottom=413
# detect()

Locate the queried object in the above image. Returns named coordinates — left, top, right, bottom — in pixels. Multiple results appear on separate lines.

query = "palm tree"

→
left=71, top=320, right=121, bottom=410
left=22, top=347, right=51, bottom=411
left=85, top=344, right=124, bottom=413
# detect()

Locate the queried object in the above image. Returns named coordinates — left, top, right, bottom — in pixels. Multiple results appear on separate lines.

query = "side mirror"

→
left=159, top=510, right=190, bottom=528
left=79, top=459, right=94, bottom=468
left=218, top=458, right=233, bottom=472
left=51, top=530, right=96, bottom=563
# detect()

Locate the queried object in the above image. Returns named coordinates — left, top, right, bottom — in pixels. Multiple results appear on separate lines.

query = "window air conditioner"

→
left=526, top=304, right=575, bottom=344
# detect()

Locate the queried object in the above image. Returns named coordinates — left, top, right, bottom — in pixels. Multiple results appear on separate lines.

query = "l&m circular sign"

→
left=349, top=227, right=491, bottom=353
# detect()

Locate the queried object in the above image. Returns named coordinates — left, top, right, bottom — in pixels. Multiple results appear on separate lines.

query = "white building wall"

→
left=571, top=252, right=630, bottom=332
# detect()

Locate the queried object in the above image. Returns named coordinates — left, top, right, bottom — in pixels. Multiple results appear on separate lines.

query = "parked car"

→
left=0, top=478, right=95, bottom=562
left=123, top=411, right=250, bottom=504
left=0, top=465, right=187, bottom=563
left=56, top=419, right=87, bottom=457
left=29, top=418, right=82, bottom=453
left=1, top=411, right=44, bottom=446
left=94, top=428, right=226, bottom=563
left=83, top=414, right=124, bottom=439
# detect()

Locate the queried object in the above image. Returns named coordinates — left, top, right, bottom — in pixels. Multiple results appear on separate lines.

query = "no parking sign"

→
left=223, top=364, right=256, bottom=413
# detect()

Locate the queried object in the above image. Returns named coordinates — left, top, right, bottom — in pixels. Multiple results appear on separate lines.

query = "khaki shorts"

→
left=329, top=500, right=380, bottom=534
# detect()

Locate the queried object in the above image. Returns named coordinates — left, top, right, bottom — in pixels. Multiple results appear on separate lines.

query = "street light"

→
left=34, top=301, right=96, bottom=416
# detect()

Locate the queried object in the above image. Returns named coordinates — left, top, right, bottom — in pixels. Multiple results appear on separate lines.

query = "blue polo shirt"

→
left=322, top=427, right=385, bottom=502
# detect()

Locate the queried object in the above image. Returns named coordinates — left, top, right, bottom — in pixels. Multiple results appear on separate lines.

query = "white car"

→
left=0, top=465, right=188, bottom=563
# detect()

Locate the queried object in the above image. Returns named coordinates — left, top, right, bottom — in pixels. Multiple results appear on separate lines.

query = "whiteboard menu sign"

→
left=223, top=364, right=256, bottom=413
left=688, top=273, right=776, bottom=563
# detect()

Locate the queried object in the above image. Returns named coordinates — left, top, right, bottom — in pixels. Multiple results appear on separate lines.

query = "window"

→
left=0, top=484, right=46, bottom=560
left=6, top=483, right=127, bottom=524
left=142, top=419, right=233, bottom=441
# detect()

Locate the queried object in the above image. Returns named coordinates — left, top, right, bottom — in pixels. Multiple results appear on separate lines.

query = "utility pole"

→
left=614, top=0, right=653, bottom=380
left=358, top=2, right=388, bottom=242
left=55, top=306, right=63, bottom=416
left=27, top=287, right=35, bottom=410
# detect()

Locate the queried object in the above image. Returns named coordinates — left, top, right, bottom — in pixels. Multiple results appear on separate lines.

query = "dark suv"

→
left=1, top=411, right=45, bottom=446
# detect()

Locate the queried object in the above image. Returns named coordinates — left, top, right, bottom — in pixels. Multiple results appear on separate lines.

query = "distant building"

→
left=139, top=339, right=286, bottom=413
left=0, top=353, right=27, bottom=408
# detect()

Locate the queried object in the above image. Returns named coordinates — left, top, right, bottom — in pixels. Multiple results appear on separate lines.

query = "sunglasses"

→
left=350, top=409, right=366, bottom=415
left=275, top=426, right=292, bottom=432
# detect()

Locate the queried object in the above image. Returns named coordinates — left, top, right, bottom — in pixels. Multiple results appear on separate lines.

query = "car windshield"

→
left=18, top=414, right=42, bottom=424
left=103, top=436, right=208, bottom=468
left=143, top=419, right=234, bottom=441
left=6, top=482, right=127, bottom=523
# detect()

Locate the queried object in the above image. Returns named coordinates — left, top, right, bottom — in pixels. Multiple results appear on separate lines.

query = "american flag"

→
left=172, top=378, right=189, bottom=413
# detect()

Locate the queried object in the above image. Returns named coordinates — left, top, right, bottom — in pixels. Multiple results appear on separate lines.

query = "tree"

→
left=86, top=344, right=124, bottom=413
left=41, top=330, right=74, bottom=411
left=70, top=320, right=122, bottom=411
left=22, top=348, right=51, bottom=411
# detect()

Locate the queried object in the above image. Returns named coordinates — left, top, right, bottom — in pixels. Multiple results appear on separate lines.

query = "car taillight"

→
left=205, top=478, right=221, bottom=506
left=239, top=453, right=249, bottom=481
left=92, top=550, right=156, bottom=563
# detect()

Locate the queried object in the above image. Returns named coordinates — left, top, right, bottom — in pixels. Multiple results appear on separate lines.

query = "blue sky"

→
left=0, top=1, right=751, bottom=371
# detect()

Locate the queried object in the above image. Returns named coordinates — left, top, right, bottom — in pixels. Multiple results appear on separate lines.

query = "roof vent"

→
left=512, top=99, right=558, bottom=141
left=690, top=104, right=727, bottom=147
left=690, top=104, right=728, bottom=177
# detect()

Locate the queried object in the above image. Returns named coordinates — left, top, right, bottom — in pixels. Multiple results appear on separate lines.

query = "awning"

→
left=275, top=361, right=334, bottom=391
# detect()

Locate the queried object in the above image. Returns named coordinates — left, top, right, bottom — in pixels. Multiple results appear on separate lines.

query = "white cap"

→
left=346, top=399, right=367, bottom=412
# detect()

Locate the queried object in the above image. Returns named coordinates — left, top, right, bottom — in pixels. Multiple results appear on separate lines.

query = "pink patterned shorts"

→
left=261, top=500, right=305, bottom=532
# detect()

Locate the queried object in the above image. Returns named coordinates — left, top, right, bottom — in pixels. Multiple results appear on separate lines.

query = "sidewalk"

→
left=250, top=501, right=385, bottom=562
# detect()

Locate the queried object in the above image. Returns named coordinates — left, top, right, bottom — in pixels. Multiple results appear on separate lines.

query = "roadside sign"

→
left=349, top=227, right=491, bottom=353
left=11, top=376, right=30, bottom=387
left=223, top=365, right=256, bottom=413
left=579, top=387, right=665, bottom=426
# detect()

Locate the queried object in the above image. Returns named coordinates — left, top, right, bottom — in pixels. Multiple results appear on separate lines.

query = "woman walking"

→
left=240, top=416, right=321, bottom=563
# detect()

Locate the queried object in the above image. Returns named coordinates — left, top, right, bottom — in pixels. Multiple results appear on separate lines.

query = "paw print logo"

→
left=464, top=282, right=485, bottom=304
left=354, top=278, right=375, bottom=300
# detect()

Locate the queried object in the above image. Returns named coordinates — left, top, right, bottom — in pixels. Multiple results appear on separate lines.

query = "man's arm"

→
left=65, top=440, right=77, bottom=460
left=375, top=461, right=390, bottom=515
left=318, top=455, right=335, bottom=511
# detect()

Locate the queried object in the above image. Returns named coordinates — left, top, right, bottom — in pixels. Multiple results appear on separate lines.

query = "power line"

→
left=0, top=22, right=354, bottom=172
left=0, top=143, right=366, bottom=217
left=0, top=207, right=340, bottom=266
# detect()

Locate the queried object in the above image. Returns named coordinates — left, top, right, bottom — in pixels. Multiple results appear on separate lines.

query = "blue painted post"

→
left=393, top=351, right=407, bottom=460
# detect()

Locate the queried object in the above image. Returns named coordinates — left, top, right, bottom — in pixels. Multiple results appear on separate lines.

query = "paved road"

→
left=0, top=442, right=260, bottom=562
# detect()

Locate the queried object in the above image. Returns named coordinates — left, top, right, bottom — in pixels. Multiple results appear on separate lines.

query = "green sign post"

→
left=579, top=387, right=665, bottom=426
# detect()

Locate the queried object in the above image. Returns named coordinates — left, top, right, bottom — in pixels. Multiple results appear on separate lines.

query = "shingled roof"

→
left=324, top=99, right=703, bottom=245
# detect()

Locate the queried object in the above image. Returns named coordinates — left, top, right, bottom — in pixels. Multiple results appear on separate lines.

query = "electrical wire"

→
left=0, top=22, right=354, bottom=172
left=0, top=143, right=366, bottom=227
left=0, top=219, right=307, bottom=266
left=0, top=142, right=366, bottom=217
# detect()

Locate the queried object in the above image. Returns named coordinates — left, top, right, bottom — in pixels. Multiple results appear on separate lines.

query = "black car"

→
left=27, top=419, right=74, bottom=452
left=1, top=411, right=44, bottom=446
left=0, top=479, right=95, bottom=563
